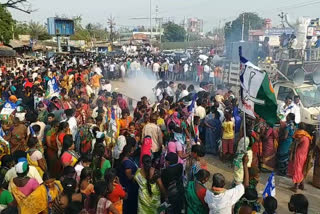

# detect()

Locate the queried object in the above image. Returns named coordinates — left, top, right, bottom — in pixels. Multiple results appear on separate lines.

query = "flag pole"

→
left=239, top=46, right=247, bottom=152
left=243, top=111, right=246, bottom=152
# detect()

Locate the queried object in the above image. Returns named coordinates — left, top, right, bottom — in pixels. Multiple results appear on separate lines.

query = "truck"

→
left=221, top=59, right=320, bottom=128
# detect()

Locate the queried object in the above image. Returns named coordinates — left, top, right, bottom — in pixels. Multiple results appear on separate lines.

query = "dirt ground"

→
left=112, top=79, right=320, bottom=213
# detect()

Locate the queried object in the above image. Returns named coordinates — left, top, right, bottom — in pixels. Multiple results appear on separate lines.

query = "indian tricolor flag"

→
left=239, top=55, right=278, bottom=125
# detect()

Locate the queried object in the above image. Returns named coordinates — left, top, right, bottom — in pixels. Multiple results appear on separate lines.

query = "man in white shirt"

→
left=101, top=80, right=112, bottom=92
left=27, top=115, right=46, bottom=141
left=183, top=63, right=189, bottom=80
left=111, top=99, right=122, bottom=119
left=195, top=99, right=207, bottom=120
left=153, top=62, right=160, bottom=79
left=94, top=65, right=103, bottom=76
left=5, top=154, right=43, bottom=184
left=65, top=109, right=77, bottom=141
left=120, top=63, right=126, bottom=81
left=279, top=96, right=295, bottom=121
left=165, top=81, right=175, bottom=98
left=109, top=62, right=116, bottom=79
left=203, top=63, right=211, bottom=81
left=205, top=155, right=249, bottom=214
left=168, top=61, right=174, bottom=80
left=292, top=95, right=301, bottom=124
left=179, top=84, right=189, bottom=100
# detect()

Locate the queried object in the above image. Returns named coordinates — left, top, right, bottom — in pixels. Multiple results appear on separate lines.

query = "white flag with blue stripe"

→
left=262, top=172, right=276, bottom=198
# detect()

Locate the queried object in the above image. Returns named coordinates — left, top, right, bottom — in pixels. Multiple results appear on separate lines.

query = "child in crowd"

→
left=263, top=196, right=277, bottom=214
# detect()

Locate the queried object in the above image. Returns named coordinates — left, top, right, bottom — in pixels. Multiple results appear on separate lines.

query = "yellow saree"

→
left=9, top=181, right=48, bottom=214
left=26, top=153, right=44, bottom=177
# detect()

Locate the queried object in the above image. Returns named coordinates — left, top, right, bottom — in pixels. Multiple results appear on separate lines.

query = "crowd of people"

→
left=0, top=52, right=317, bottom=214
left=75, top=50, right=224, bottom=85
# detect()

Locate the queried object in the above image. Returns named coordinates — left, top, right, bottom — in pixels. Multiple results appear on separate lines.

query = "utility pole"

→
left=149, top=0, right=152, bottom=40
left=155, top=5, right=159, bottom=33
left=279, top=12, right=285, bottom=29
left=107, top=15, right=116, bottom=50
left=240, top=13, right=245, bottom=42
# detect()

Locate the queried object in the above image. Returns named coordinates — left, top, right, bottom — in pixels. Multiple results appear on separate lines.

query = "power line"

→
left=256, top=0, right=320, bottom=13
left=279, top=0, right=320, bottom=10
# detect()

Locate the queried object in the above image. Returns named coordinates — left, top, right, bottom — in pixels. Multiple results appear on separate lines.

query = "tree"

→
left=86, top=23, right=108, bottom=41
left=0, top=0, right=33, bottom=14
left=14, top=22, right=29, bottom=36
left=14, top=21, right=51, bottom=40
left=162, top=22, right=186, bottom=42
left=0, top=4, right=14, bottom=43
left=70, top=16, right=90, bottom=41
left=28, top=21, right=50, bottom=40
left=224, top=12, right=264, bottom=43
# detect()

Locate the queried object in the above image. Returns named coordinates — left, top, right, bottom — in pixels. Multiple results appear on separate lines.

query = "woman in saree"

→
left=56, top=121, right=70, bottom=156
left=288, top=123, right=313, bottom=192
left=185, top=169, right=210, bottom=214
left=312, top=133, right=320, bottom=188
left=91, top=143, right=111, bottom=178
left=261, top=124, right=278, bottom=172
left=26, top=137, right=47, bottom=178
left=43, top=173, right=63, bottom=213
left=134, top=155, right=165, bottom=214
left=52, top=177, right=86, bottom=214
left=9, top=161, right=48, bottom=214
left=117, top=142, right=139, bottom=214
left=204, top=109, right=221, bottom=155
left=46, top=120, right=62, bottom=178
left=79, top=167, right=94, bottom=197
left=233, top=128, right=253, bottom=185
left=60, top=135, right=80, bottom=168
left=277, top=113, right=295, bottom=176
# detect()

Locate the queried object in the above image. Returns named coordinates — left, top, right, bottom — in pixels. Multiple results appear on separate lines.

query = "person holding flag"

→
left=205, top=154, right=249, bottom=214
left=263, top=172, right=276, bottom=198
left=239, top=47, right=278, bottom=127
left=45, top=71, right=60, bottom=99
left=239, top=46, right=279, bottom=171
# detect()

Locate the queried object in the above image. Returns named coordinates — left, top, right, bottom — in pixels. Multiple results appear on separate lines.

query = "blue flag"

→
left=263, top=172, right=276, bottom=198
left=29, top=126, right=36, bottom=137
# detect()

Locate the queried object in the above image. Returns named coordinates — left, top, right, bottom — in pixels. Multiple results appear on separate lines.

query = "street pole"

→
left=241, top=13, right=245, bottom=42
left=150, top=0, right=152, bottom=40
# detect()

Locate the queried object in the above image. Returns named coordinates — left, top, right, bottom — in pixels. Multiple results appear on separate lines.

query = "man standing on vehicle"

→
left=292, top=95, right=301, bottom=124
left=279, top=96, right=295, bottom=122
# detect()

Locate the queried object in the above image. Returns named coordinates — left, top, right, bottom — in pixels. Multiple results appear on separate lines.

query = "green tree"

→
left=162, top=22, right=186, bottom=42
left=14, top=22, right=29, bottom=37
left=0, top=4, right=15, bottom=43
left=14, top=21, right=51, bottom=40
left=85, top=23, right=108, bottom=41
left=28, top=21, right=50, bottom=40
left=70, top=16, right=90, bottom=41
left=224, top=12, right=264, bottom=43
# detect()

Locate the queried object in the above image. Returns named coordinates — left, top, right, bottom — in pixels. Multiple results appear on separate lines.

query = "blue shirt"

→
left=315, top=39, right=320, bottom=48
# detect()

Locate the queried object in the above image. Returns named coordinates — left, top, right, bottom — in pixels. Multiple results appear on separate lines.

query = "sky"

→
left=5, top=0, right=320, bottom=32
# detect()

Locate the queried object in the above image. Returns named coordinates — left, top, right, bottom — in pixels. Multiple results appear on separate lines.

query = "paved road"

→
left=111, top=79, right=320, bottom=214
